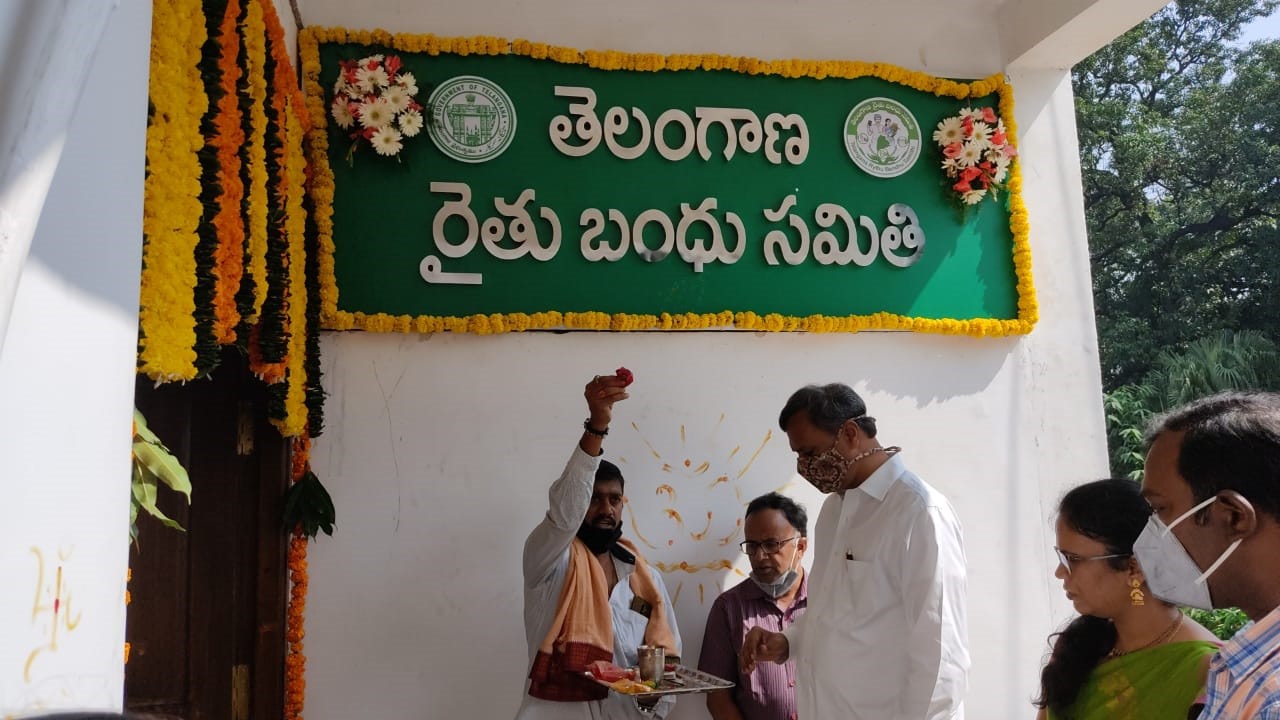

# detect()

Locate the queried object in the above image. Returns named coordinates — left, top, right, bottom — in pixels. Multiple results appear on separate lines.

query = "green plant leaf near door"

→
left=130, top=408, right=191, bottom=544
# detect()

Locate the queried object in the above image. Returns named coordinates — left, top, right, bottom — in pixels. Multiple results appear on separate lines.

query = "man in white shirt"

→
left=515, top=373, right=682, bottom=720
left=740, top=383, right=969, bottom=719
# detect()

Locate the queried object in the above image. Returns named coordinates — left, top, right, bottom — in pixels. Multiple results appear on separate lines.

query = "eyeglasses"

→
left=1053, top=546, right=1130, bottom=575
left=740, top=536, right=800, bottom=556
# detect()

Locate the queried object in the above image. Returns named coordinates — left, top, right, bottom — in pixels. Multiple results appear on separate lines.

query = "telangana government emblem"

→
left=427, top=76, right=517, bottom=163
left=843, top=97, right=921, bottom=178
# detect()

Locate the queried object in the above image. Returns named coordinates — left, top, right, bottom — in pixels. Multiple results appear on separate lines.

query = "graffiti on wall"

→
left=24, top=546, right=84, bottom=682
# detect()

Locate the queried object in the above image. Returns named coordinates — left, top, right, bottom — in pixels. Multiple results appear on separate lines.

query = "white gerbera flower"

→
left=384, top=85, right=411, bottom=114
left=358, top=97, right=395, bottom=129
left=370, top=126, right=404, bottom=156
left=958, top=140, right=984, bottom=167
left=396, top=72, right=419, bottom=96
left=969, top=121, right=993, bottom=145
left=398, top=109, right=424, bottom=137
left=356, top=65, right=390, bottom=93
left=961, top=107, right=984, bottom=122
left=942, top=157, right=963, bottom=176
left=331, top=99, right=355, bottom=129
left=933, top=116, right=965, bottom=146
left=993, top=167, right=1008, bottom=184
left=993, top=153, right=1012, bottom=171
left=962, top=189, right=986, bottom=205
left=364, top=54, right=385, bottom=62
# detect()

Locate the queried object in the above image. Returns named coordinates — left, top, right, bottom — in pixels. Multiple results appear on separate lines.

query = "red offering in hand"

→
left=615, top=367, right=634, bottom=386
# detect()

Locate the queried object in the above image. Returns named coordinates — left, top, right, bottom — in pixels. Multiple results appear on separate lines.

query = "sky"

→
left=1238, top=6, right=1280, bottom=45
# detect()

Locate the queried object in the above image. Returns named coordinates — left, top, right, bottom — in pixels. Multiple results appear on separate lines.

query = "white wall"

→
left=0, top=0, right=150, bottom=714
left=303, top=78, right=1105, bottom=720
left=300, top=0, right=1005, bottom=78
left=297, top=2, right=1109, bottom=719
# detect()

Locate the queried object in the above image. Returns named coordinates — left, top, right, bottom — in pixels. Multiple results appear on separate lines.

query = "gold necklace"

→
left=1107, top=612, right=1183, bottom=659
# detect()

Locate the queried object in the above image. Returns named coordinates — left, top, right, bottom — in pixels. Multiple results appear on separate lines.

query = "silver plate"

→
left=582, top=664, right=735, bottom=698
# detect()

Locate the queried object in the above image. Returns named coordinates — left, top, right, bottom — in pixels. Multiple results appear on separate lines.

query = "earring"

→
left=1129, top=578, right=1145, bottom=606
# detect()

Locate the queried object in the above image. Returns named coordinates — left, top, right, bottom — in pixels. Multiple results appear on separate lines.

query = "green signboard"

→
left=301, top=29, right=1036, bottom=336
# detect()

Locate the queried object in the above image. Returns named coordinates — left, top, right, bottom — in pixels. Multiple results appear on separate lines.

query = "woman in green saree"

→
left=1034, top=479, right=1220, bottom=720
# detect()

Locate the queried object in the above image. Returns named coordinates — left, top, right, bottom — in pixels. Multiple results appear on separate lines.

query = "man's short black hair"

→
left=778, top=383, right=877, bottom=438
left=745, top=492, right=808, bottom=536
left=1146, top=391, right=1280, bottom=521
left=596, top=459, right=624, bottom=492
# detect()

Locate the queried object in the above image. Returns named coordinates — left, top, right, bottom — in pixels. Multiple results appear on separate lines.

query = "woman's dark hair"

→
left=1034, top=478, right=1152, bottom=717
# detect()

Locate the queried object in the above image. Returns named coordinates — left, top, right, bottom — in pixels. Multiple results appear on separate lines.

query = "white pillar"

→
left=0, top=0, right=150, bottom=714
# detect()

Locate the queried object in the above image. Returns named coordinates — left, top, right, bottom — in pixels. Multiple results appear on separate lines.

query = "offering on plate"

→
left=588, top=660, right=636, bottom=683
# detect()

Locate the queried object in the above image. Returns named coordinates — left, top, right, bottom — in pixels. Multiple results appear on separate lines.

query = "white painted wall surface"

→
left=0, top=0, right=150, bottom=714
left=301, top=0, right=1005, bottom=78
left=304, top=72, right=1106, bottom=720
left=296, top=2, right=1109, bottom=718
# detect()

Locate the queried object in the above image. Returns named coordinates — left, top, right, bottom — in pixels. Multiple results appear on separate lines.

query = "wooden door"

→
left=126, top=348, right=289, bottom=720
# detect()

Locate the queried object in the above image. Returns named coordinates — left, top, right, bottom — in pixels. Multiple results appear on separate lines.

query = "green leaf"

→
left=131, top=470, right=185, bottom=532
left=133, top=439, right=192, bottom=502
left=282, top=471, right=337, bottom=540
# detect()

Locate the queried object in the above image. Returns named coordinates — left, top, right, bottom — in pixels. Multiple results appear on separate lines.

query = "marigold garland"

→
left=270, top=97, right=311, bottom=438
left=211, top=0, right=246, bottom=343
left=241, top=0, right=270, bottom=324
left=123, top=567, right=132, bottom=665
left=284, top=434, right=311, bottom=720
left=143, top=3, right=324, bottom=714
left=302, top=170, right=327, bottom=436
left=138, top=0, right=208, bottom=381
left=300, top=28, right=1037, bottom=338
left=251, top=23, right=289, bottom=377
left=190, top=0, right=226, bottom=376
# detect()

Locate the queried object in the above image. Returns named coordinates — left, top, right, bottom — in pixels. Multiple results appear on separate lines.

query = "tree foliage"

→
left=1075, top=0, right=1280, bottom=387
left=1103, top=330, right=1280, bottom=479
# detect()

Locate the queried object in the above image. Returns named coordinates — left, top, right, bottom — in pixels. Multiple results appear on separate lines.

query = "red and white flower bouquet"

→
left=331, top=54, right=423, bottom=160
left=933, top=107, right=1017, bottom=205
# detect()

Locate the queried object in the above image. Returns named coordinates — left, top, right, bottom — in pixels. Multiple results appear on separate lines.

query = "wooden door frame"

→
left=127, top=348, right=289, bottom=720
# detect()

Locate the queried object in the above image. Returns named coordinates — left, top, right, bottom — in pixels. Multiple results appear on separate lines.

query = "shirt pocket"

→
left=829, top=559, right=880, bottom=629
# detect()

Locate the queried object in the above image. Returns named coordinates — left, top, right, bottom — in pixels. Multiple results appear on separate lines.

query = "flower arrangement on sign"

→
left=933, top=107, right=1017, bottom=205
left=330, top=54, right=423, bottom=160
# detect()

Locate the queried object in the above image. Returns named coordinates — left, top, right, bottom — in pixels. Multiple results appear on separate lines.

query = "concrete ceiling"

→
left=295, top=0, right=1168, bottom=73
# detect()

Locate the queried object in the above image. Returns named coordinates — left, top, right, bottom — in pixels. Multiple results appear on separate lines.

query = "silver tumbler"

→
left=637, top=645, right=665, bottom=684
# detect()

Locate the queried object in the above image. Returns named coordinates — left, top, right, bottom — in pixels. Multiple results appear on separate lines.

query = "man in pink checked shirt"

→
left=698, top=493, right=809, bottom=720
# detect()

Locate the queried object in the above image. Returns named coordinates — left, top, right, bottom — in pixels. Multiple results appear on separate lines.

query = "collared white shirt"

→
left=515, top=446, right=682, bottom=720
left=783, top=452, right=969, bottom=719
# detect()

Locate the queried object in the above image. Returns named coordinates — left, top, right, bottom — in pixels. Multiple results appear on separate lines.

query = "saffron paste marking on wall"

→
left=24, top=547, right=83, bottom=682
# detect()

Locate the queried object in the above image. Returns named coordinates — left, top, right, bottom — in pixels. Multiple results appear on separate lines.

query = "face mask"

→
left=797, top=440, right=893, bottom=494
left=797, top=438, right=854, bottom=493
left=577, top=521, right=623, bottom=555
left=750, top=548, right=800, bottom=599
left=1133, top=495, right=1242, bottom=610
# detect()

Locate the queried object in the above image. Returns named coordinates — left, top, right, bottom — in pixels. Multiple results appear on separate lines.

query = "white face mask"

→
left=750, top=548, right=801, bottom=599
left=1133, top=495, right=1242, bottom=610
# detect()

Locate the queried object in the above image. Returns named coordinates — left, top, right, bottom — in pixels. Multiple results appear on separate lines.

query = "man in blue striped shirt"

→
left=1140, top=391, right=1280, bottom=719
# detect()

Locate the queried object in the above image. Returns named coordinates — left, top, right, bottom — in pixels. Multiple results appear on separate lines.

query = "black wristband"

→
left=583, top=419, right=609, bottom=437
